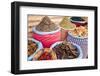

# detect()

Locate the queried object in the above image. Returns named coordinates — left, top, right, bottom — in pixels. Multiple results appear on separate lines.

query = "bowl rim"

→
left=68, top=31, right=88, bottom=39
left=32, top=26, right=61, bottom=35
left=27, top=38, right=43, bottom=61
left=50, top=41, right=83, bottom=59
left=70, top=17, right=87, bottom=24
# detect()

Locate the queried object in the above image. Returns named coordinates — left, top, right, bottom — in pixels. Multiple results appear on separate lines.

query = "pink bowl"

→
left=33, top=27, right=61, bottom=48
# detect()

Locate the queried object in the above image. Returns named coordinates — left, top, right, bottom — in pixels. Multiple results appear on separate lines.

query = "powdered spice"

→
left=36, top=16, right=59, bottom=32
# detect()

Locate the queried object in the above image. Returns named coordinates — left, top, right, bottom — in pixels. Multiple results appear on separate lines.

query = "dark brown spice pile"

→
left=52, top=41, right=79, bottom=59
left=36, top=16, right=59, bottom=32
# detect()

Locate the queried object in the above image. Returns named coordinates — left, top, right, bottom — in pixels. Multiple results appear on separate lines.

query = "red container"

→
left=33, top=27, right=61, bottom=48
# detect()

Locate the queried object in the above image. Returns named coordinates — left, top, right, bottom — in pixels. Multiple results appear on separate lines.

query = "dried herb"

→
left=53, top=41, right=79, bottom=59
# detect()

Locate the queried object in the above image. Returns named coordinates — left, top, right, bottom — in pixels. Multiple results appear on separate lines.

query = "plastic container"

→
left=60, top=17, right=76, bottom=41
left=33, top=27, right=61, bottom=48
left=61, top=27, right=75, bottom=41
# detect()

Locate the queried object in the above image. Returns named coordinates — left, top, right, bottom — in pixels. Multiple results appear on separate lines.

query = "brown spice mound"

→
left=36, top=16, right=59, bottom=32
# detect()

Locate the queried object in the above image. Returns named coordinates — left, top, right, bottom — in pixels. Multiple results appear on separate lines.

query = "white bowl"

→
left=50, top=41, right=83, bottom=59
left=27, top=38, right=43, bottom=61
left=33, top=26, right=61, bottom=35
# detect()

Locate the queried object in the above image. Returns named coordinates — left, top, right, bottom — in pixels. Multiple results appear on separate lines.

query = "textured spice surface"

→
left=53, top=41, right=79, bottom=59
left=36, top=16, right=59, bottom=32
